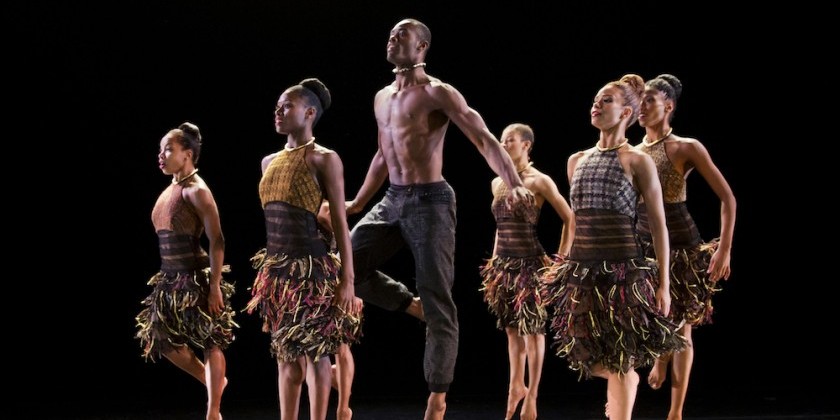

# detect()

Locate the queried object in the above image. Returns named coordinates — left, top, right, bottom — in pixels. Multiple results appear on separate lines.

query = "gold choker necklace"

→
left=285, top=138, right=315, bottom=151
left=172, top=168, right=198, bottom=185
left=393, top=62, right=426, bottom=74
left=596, top=139, right=629, bottom=152
left=516, top=161, right=532, bottom=174
left=643, top=128, right=673, bottom=147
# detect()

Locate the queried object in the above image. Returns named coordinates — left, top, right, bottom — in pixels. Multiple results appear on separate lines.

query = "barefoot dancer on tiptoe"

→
left=636, top=74, right=736, bottom=420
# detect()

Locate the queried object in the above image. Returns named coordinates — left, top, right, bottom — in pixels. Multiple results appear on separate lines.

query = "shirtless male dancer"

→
left=346, top=18, right=533, bottom=420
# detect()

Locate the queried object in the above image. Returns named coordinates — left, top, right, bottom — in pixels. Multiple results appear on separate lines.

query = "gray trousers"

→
left=350, top=181, right=458, bottom=392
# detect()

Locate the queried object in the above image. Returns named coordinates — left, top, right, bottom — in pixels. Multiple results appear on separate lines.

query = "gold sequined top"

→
left=259, top=142, right=322, bottom=214
left=640, top=141, right=686, bottom=203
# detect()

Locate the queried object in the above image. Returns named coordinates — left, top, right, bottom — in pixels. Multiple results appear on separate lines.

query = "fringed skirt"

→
left=135, top=266, right=237, bottom=361
left=246, top=249, right=362, bottom=363
left=479, top=254, right=551, bottom=336
left=541, top=258, right=686, bottom=378
left=642, top=238, right=721, bottom=326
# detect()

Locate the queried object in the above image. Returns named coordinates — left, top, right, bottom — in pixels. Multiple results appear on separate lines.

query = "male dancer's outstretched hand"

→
left=506, top=185, right=535, bottom=210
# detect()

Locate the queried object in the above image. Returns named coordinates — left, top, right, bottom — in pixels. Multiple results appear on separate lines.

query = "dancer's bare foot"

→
left=424, top=392, right=446, bottom=420
left=406, top=297, right=425, bottom=321
left=205, top=378, right=228, bottom=420
left=506, top=385, right=528, bottom=419
left=647, top=358, right=668, bottom=390
left=520, top=394, right=537, bottom=420
left=205, top=377, right=228, bottom=420
left=337, top=407, right=353, bottom=420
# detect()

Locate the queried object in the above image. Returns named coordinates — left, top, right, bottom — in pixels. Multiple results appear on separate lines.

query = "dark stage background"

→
left=16, top=0, right=830, bottom=417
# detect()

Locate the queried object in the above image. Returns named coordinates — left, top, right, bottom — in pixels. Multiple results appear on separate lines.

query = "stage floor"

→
left=19, top=390, right=837, bottom=419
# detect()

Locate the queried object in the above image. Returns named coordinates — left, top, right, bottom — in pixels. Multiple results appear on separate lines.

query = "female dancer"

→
left=636, top=74, right=736, bottom=420
left=136, top=122, right=237, bottom=420
left=245, top=78, right=362, bottom=420
left=479, top=123, right=574, bottom=420
left=542, top=75, right=686, bottom=420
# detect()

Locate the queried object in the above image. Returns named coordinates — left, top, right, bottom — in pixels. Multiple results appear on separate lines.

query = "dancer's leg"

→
left=504, top=328, right=527, bottom=420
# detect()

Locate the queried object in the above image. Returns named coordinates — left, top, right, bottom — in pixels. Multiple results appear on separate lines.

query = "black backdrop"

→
left=16, top=0, right=826, bottom=415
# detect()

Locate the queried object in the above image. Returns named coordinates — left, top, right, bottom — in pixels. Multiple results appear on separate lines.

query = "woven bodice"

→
left=491, top=181, right=544, bottom=257
left=569, top=148, right=637, bottom=218
left=259, top=143, right=322, bottom=214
